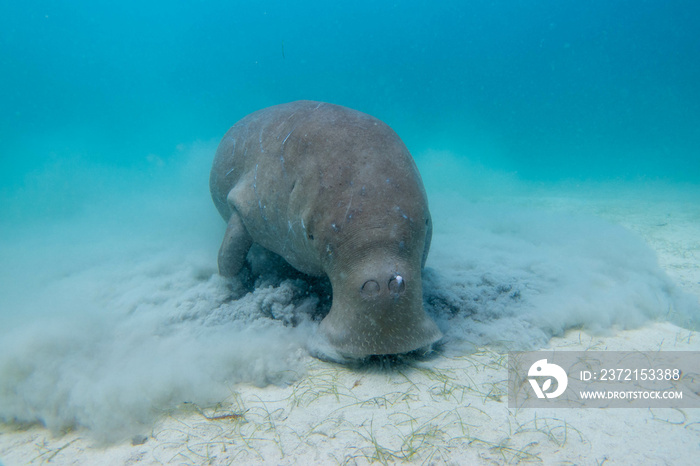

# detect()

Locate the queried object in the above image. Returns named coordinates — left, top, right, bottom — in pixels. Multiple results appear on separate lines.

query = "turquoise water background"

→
left=2, top=0, right=698, bottom=192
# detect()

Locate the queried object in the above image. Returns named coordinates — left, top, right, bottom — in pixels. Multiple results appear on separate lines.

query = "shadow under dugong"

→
left=210, top=100, right=442, bottom=360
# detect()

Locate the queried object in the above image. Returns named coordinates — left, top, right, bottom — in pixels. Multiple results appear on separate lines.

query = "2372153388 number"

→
left=599, top=368, right=681, bottom=381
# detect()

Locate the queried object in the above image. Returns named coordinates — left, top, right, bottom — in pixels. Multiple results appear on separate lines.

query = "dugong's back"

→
left=210, top=100, right=431, bottom=276
left=210, top=101, right=441, bottom=359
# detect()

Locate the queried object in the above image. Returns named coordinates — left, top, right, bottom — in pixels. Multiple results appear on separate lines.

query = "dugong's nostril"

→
left=361, top=280, right=380, bottom=298
left=388, top=275, right=406, bottom=295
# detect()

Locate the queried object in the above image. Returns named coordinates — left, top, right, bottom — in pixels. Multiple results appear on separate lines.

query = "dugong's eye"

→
left=361, top=280, right=380, bottom=298
left=388, top=275, right=406, bottom=295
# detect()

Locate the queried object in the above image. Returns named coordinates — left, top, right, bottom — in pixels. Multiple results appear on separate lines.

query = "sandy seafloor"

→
left=0, top=148, right=699, bottom=465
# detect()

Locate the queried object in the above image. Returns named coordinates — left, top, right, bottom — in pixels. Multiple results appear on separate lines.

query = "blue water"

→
left=2, top=0, right=699, bottom=189
left=1, top=0, right=699, bottom=445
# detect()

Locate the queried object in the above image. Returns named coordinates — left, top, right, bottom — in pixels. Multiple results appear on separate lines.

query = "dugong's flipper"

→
left=217, top=209, right=252, bottom=277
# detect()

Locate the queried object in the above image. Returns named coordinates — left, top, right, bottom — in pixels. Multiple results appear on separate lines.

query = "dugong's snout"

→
left=315, top=267, right=443, bottom=360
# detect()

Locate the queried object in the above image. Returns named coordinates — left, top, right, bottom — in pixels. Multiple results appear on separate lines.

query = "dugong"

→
left=210, top=100, right=442, bottom=359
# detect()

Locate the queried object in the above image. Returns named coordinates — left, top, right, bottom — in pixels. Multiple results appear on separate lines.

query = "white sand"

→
left=1, top=187, right=699, bottom=465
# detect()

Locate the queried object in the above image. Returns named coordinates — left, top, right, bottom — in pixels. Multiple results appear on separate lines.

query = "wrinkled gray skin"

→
left=210, top=101, right=442, bottom=359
